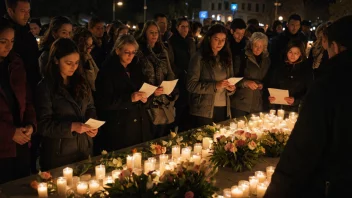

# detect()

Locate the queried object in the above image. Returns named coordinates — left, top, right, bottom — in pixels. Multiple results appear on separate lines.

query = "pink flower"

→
left=185, top=191, right=194, bottom=198
left=224, top=143, right=237, bottom=153
left=236, top=140, right=246, bottom=147
left=245, top=132, right=251, bottom=138
left=248, top=140, right=257, bottom=150
left=235, top=130, right=244, bottom=136
left=251, top=133, right=257, bottom=140
left=39, top=172, right=52, bottom=180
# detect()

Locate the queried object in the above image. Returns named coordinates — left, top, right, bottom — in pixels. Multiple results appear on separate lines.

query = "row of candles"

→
left=220, top=166, right=275, bottom=198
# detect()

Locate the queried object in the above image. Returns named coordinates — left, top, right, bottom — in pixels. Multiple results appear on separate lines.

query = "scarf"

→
left=311, top=38, right=325, bottom=69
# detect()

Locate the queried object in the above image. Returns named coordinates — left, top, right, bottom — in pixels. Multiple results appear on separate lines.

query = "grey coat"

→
left=231, top=49, right=271, bottom=113
left=187, top=52, right=234, bottom=119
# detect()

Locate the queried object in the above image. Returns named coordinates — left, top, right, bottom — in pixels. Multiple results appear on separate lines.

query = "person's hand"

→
left=141, top=97, right=148, bottom=103
left=12, top=128, right=31, bottom=145
left=284, top=97, right=295, bottom=105
left=86, top=129, right=98, bottom=137
left=23, top=125, right=33, bottom=137
left=216, top=80, right=230, bottom=90
left=131, top=91, right=145, bottom=102
left=244, top=80, right=259, bottom=90
left=226, top=85, right=236, bottom=92
left=71, top=122, right=92, bottom=134
left=257, top=84, right=263, bottom=90
left=154, top=88, right=164, bottom=96
left=268, top=96, right=276, bottom=103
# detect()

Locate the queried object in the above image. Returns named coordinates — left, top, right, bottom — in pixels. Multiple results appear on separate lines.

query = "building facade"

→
left=201, top=0, right=273, bottom=25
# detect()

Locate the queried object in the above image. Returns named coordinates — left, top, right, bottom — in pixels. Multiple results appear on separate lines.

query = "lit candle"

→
left=112, top=170, right=121, bottom=180
left=269, top=109, right=276, bottom=115
left=95, top=165, right=106, bottom=180
left=256, top=183, right=267, bottom=197
left=181, top=147, right=191, bottom=161
left=80, top=174, right=91, bottom=182
left=133, top=153, right=142, bottom=169
left=255, top=171, right=267, bottom=183
left=238, top=180, right=250, bottom=197
left=266, top=166, right=275, bottom=178
left=72, top=176, right=80, bottom=189
left=231, top=185, right=243, bottom=197
left=89, top=179, right=100, bottom=194
left=237, top=120, right=245, bottom=129
left=63, top=167, right=73, bottom=186
left=37, top=182, right=48, bottom=198
left=144, top=160, right=153, bottom=174
left=103, top=176, right=115, bottom=185
left=289, top=112, right=297, bottom=120
left=277, top=109, right=285, bottom=118
left=201, top=149, right=210, bottom=159
left=148, top=157, right=156, bottom=170
left=76, top=181, right=88, bottom=195
left=159, top=162, right=166, bottom=175
left=193, top=143, right=202, bottom=154
left=57, top=177, right=67, bottom=196
left=159, top=154, right=169, bottom=164
left=192, top=154, right=201, bottom=165
left=202, top=137, right=212, bottom=149
left=223, top=188, right=231, bottom=198
left=249, top=176, right=259, bottom=195
left=229, top=122, right=237, bottom=130
left=126, top=155, right=133, bottom=169
left=172, top=145, right=180, bottom=159
left=259, top=112, right=264, bottom=119
left=220, top=128, right=227, bottom=134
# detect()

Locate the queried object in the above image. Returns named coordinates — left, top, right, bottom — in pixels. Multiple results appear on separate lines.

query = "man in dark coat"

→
left=265, top=15, right=352, bottom=198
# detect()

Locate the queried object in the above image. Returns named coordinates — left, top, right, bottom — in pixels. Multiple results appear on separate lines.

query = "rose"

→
left=185, top=191, right=194, bottom=198
left=132, top=148, right=137, bottom=153
left=155, top=145, right=162, bottom=154
left=101, top=150, right=108, bottom=155
left=30, top=180, right=38, bottom=189
left=236, top=140, right=246, bottom=147
left=39, top=171, right=52, bottom=180
left=250, top=133, right=257, bottom=140
left=196, top=135, right=203, bottom=141
left=245, top=132, right=251, bottom=138
left=248, top=140, right=257, bottom=150
left=235, top=130, right=244, bottom=135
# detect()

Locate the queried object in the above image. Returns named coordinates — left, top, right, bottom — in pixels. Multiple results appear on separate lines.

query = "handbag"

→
left=147, top=101, right=175, bottom=125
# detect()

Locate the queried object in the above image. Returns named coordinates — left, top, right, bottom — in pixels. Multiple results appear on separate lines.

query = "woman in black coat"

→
left=36, top=38, right=97, bottom=170
left=94, top=35, right=152, bottom=153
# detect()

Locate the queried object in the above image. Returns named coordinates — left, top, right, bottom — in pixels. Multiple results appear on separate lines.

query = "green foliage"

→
left=260, top=130, right=290, bottom=157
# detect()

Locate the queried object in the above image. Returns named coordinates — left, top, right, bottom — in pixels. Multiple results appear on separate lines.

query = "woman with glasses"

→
left=94, top=35, right=152, bottom=153
left=72, top=27, right=99, bottom=91
left=136, top=21, right=177, bottom=139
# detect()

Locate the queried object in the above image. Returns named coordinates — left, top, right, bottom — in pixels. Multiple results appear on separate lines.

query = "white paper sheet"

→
left=227, top=77, right=243, bottom=85
left=139, top=83, right=158, bottom=98
left=85, top=118, right=105, bottom=129
left=160, top=79, right=178, bottom=95
left=268, top=88, right=290, bottom=105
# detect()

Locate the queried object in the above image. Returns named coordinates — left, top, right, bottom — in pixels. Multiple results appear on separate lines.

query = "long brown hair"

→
left=137, top=20, right=165, bottom=51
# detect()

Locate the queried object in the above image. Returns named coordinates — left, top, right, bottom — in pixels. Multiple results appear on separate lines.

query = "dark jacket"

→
left=0, top=52, right=36, bottom=158
left=36, top=79, right=96, bottom=170
left=269, top=60, right=313, bottom=112
left=95, top=53, right=152, bottom=152
left=231, top=49, right=271, bottom=113
left=265, top=50, right=352, bottom=198
left=90, top=36, right=108, bottom=69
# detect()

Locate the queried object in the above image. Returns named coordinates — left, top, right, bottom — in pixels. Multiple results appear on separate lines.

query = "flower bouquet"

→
left=260, top=129, right=290, bottom=157
left=30, top=171, right=56, bottom=194
left=210, top=131, right=265, bottom=172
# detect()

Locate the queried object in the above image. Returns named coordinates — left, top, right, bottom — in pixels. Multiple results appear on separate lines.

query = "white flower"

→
left=197, top=135, right=203, bottom=141
left=162, top=141, right=168, bottom=146
left=150, top=144, right=156, bottom=150
left=101, top=150, right=108, bottom=155
left=116, top=158, right=122, bottom=167
left=176, top=136, right=183, bottom=143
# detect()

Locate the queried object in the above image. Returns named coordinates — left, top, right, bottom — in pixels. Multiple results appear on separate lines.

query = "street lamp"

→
left=278, top=16, right=283, bottom=21
left=113, top=1, right=123, bottom=21
left=117, top=1, right=123, bottom=6
left=144, top=0, right=147, bottom=22
left=274, top=0, right=282, bottom=22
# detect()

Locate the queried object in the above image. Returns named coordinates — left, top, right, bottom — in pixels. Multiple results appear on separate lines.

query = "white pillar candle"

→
left=133, top=153, right=142, bottom=169
left=201, top=149, right=210, bottom=159
left=172, top=145, right=180, bottom=159
left=95, top=165, right=106, bottom=180
left=192, top=154, right=201, bottom=165
left=249, top=176, right=259, bottom=195
left=255, top=171, right=267, bottom=183
left=159, top=162, right=166, bottom=175
left=72, top=176, right=80, bottom=189
left=223, top=188, right=231, bottom=198
left=148, top=157, right=156, bottom=170
left=126, top=155, right=133, bottom=169
left=181, top=147, right=191, bottom=161
left=269, top=109, right=276, bottom=115
left=202, top=137, right=212, bottom=149
left=77, top=181, right=88, bottom=195
left=89, top=179, right=100, bottom=194
left=238, top=180, right=250, bottom=197
left=37, top=182, right=48, bottom=198
left=144, top=160, right=153, bottom=174
left=103, top=176, right=115, bottom=186
left=63, top=167, right=73, bottom=187
left=112, top=170, right=121, bottom=180
left=256, top=183, right=267, bottom=197
left=266, top=166, right=275, bottom=178
left=159, top=154, right=169, bottom=164
left=193, top=143, right=202, bottom=154
left=289, top=112, right=297, bottom=120
left=57, top=177, right=67, bottom=196
left=231, top=185, right=243, bottom=197
left=277, top=109, right=285, bottom=118
left=237, top=120, right=245, bottom=129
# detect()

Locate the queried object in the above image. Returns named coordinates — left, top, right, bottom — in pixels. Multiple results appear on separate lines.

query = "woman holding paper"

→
left=268, top=40, right=313, bottom=112
left=230, top=32, right=271, bottom=117
left=187, top=24, right=235, bottom=127
left=136, top=21, right=177, bottom=138
left=36, top=38, right=97, bottom=170
left=94, top=35, right=152, bottom=153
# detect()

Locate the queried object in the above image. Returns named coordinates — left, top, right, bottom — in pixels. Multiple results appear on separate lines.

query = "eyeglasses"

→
left=123, top=51, right=137, bottom=55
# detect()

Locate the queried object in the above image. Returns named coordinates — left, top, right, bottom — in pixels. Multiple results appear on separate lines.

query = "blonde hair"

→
left=112, top=34, right=139, bottom=53
left=248, top=32, right=268, bottom=53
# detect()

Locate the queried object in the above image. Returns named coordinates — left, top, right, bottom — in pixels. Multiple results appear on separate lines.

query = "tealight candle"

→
left=63, top=167, right=73, bottom=186
left=159, top=154, right=169, bottom=164
left=256, top=183, right=267, bottom=197
left=112, top=170, right=121, bottom=180
left=37, top=182, right=48, bottom=198
left=95, top=165, right=106, bottom=180
left=223, top=188, right=231, bottom=198
left=172, top=145, right=180, bottom=159
left=89, top=179, right=100, bottom=194
left=238, top=180, right=250, bottom=197
left=231, top=185, right=243, bottom=197
left=193, top=143, right=202, bottom=154
left=192, top=154, right=201, bottom=165
left=126, top=155, right=133, bottom=169
left=269, top=109, right=276, bottom=115
left=278, top=109, right=285, bottom=118
left=249, top=176, right=259, bottom=195
left=266, top=166, right=275, bottom=178
left=181, top=147, right=191, bottom=161
left=57, top=177, right=67, bottom=196
left=202, top=137, right=212, bottom=149
left=133, top=153, right=142, bottom=169
left=255, top=171, right=267, bottom=183
left=76, top=181, right=88, bottom=195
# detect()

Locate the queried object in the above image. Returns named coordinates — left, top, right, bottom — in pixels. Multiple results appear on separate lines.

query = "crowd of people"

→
left=1, top=1, right=351, bottom=195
